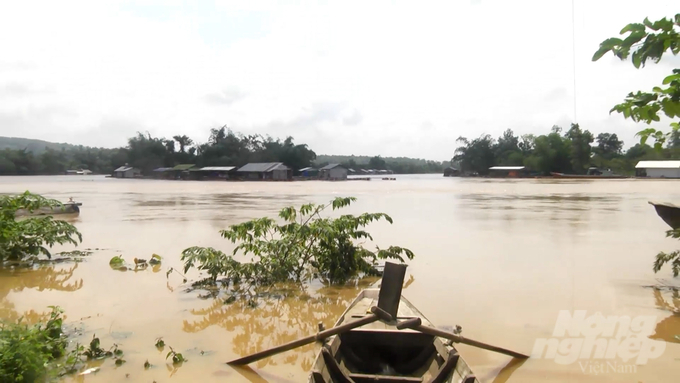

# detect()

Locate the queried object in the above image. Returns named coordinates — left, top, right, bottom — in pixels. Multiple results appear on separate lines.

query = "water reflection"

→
left=454, top=193, right=621, bottom=229
left=456, top=193, right=620, bottom=211
left=124, top=193, right=309, bottom=223
left=183, top=278, right=381, bottom=370
left=0, top=263, right=83, bottom=322
left=491, top=358, right=528, bottom=383
left=649, top=287, right=680, bottom=344
left=231, top=365, right=299, bottom=383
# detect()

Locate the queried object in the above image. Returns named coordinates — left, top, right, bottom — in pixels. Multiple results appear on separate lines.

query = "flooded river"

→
left=1, top=175, right=679, bottom=382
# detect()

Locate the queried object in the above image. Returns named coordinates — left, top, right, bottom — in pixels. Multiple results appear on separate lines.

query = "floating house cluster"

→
left=110, top=162, right=395, bottom=181
left=444, top=160, right=680, bottom=179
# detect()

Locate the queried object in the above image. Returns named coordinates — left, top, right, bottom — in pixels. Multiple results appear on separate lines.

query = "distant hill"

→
left=0, top=136, right=80, bottom=153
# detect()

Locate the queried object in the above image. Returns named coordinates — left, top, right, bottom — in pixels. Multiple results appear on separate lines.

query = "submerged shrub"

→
left=0, top=191, right=82, bottom=263
left=181, top=197, right=414, bottom=294
left=0, top=306, right=68, bottom=382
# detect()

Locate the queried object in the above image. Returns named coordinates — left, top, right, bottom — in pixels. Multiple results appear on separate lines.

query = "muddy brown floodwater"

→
left=1, top=175, right=679, bottom=382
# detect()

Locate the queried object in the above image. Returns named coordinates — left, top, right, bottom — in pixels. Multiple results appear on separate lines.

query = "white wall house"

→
left=319, top=164, right=348, bottom=180
left=635, top=160, right=680, bottom=178
left=113, top=166, right=141, bottom=178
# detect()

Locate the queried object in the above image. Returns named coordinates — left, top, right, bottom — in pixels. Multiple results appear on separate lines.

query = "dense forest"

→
left=453, top=124, right=680, bottom=176
left=314, top=155, right=447, bottom=174
left=0, top=127, right=445, bottom=175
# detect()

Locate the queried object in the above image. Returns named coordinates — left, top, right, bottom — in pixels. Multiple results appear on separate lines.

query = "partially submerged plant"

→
left=180, top=197, right=414, bottom=298
left=0, top=306, right=71, bottom=381
left=0, top=191, right=82, bottom=264
left=110, top=254, right=162, bottom=272
left=166, top=346, right=186, bottom=365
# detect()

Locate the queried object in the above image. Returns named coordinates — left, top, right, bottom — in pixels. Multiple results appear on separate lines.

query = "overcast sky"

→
left=0, top=0, right=678, bottom=161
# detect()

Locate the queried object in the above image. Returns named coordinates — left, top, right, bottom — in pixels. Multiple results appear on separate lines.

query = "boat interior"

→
left=311, top=328, right=477, bottom=383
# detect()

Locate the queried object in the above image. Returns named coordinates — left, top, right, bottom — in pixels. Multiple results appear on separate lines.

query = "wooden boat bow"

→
left=649, top=201, right=680, bottom=230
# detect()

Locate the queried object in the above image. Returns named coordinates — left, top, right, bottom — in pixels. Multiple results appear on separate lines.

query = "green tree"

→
left=0, top=191, right=82, bottom=263
left=180, top=197, right=414, bottom=297
left=668, top=129, right=680, bottom=148
left=368, top=156, right=387, bottom=170
left=595, top=133, right=624, bottom=159
left=453, top=134, right=496, bottom=175
left=592, top=14, right=680, bottom=149
left=495, top=129, right=522, bottom=165
left=523, top=127, right=572, bottom=174
left=0, top=155, right=17, bottom=174
left=278, top=137, right=317, bottom=171
left=565, top=123, right=594, bottom=173
left=173, top=135, right=193, bottom=153
left=126, top=132, right=172, bottom=173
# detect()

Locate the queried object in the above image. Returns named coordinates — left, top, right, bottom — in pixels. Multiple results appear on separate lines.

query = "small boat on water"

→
left=227, top=262, right=529, bottom=382
left=649, top=201, right=680, bottom=230
left=307, top=288, right=479, bottom=383
left=15, top=198, right=82, bottom=217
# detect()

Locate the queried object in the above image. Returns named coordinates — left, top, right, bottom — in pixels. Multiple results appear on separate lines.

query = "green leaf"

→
left=623, top=107, right=631, bottom=118
left=149, top=254, right=162, bottom=265
left=632, top=50, right=642, bottom=68
left=662, top=74, right=680, bottom=85
left=620, top=23, right=644, bottom=34
left=109, top=255, right=124, bottom=267
left=623, top=30, right=646, bottom=49
left=592, top=47, right=611, bottom=61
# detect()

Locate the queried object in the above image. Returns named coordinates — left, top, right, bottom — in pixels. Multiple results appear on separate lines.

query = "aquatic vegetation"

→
left=149, top=254, right=162, bottom=265
left=0, top=191, right=82, bottom=263
left=180, top=197, right=414, bottom=298
left=109, top=255, right=125, bottom=269
left=166, top=346, right=186, bottom=365
left=0, top=306, right=70, bottom=381
left=109, top=254, right=162, bottom=272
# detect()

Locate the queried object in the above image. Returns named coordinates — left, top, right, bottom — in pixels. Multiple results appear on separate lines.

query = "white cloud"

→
left=0, top=0, right=677, bottom=161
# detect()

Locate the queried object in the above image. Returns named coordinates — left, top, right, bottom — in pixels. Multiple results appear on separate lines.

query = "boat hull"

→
left=15, top=202, right=81, bottom=217
left=308, top=288, right=479, bottom=383
left=649, top=201, right=680, bottom=230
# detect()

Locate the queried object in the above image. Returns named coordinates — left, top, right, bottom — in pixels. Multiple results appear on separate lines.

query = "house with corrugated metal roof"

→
left=298, top=167, right=318, bottom=177
left=488, top=165, right=527, bottom=178
left=237, top=162, right=292, bottom=180
left=190, top=166, right=237, bottom=180
left=319, top=163, right=347, bottom=180
left=635, top=160, right=680, bottom=178
left=113, top=165, right=141, bottom=178
left=169, top=164, right=196, bottom=180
